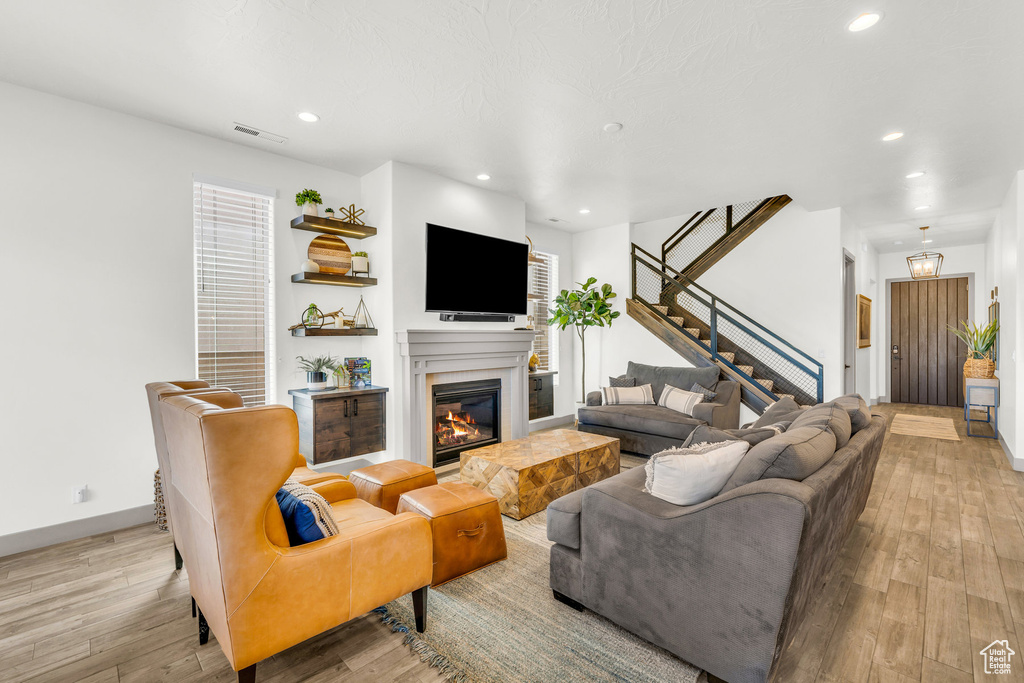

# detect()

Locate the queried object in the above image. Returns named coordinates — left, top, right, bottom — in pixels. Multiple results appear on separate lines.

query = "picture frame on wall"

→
left=857, top=294, right=872, bottom=349
left=989, top=301, right=999, bottom=370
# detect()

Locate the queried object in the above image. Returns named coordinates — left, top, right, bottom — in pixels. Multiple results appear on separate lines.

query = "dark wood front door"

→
left=890, top=277, right=969, bottom=406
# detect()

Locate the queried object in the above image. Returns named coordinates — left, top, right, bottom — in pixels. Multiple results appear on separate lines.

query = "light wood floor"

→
left=0, top=403, right=1020, bottom=682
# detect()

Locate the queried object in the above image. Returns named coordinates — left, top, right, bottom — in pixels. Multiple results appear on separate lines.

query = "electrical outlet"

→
left=72, top=485, right=88, bottom=504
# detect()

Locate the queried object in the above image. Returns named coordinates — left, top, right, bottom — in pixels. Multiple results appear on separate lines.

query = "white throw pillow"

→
left=658, top=384, right=704, bottom=416
left=602, top=383, right=654, bottom=405
left=644, top=440, right=751, bottom=506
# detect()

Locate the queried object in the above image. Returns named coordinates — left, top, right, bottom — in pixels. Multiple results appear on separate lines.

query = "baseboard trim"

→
left=0, top=504, right=155, bottom=559
left=998, top=434, right=1022, bottom=472
left=529, top=414, right=575, bottom=432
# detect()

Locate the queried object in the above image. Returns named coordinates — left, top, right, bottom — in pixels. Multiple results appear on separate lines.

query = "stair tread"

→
left=651, top=305, right=669, bottom=314
left=755, top=378, right=774, bottom=390
left=718, top=352, right=735, bottom=362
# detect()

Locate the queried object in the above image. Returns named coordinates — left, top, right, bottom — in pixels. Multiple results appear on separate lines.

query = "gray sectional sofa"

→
left=577, top=361, right=741, bottom=455
left=548, top=396, right=884, bottom=683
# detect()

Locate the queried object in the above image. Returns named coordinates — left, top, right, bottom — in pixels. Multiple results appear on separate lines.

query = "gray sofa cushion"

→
left=751, top=396, right=803, bottom=428
left=721, top=426, right=837, bottom=493
left=547, top=488, right=585, bottom=549
left=577, top=404, right=704, bottom=441
left=626, top=361, right=720, bottom=402
left=685, top=424, right=781, bottom=448
left=834, top=394, right=872, bottom=434
left=789, top=402, right=852, bottom=449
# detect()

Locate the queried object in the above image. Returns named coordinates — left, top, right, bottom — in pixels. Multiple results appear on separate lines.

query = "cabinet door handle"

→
left=343, top=400, right=348, bottom=418
left=353, top=398, right=358, bottom=416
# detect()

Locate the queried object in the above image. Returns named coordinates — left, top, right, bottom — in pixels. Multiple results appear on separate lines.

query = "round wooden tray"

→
left=308, top=235, right=352, bottom=274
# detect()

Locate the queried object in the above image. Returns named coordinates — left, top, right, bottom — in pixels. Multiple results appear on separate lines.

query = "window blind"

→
left=193, top=181, right=275, bottom=406
left=530, top=251, right=559, bottom=381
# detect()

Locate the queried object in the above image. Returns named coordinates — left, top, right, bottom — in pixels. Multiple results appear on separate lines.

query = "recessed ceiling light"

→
left=915, top=205, right=930, bottom=211
left=578, top=208, right=591, bottom=215
left=476, top=173, right=491, bottom=180
left=923, top=239, right=933, bottom=243
left=882, top=131, right=904, bottom=142
left=893, top=240, right=903, bottom=245
left=297, top=112, right=319, bottom=123
left=848, top=13, right=881, bottom=32
left=603, top=122, right=624, bottom=133
left=905, top=171, right=925, bottom=179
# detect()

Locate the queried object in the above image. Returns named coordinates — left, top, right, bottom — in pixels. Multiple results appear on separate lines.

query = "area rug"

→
left=890, top=413, right=961, bottom=441
left=376, top=510, right=704, bottom=683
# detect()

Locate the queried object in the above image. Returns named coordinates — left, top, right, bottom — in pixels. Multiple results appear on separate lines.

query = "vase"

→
left=307, top=371, right=328, bottom=390
left=301, top=258, right=320, bottom=273
left=351, top=256, right=369, bottom=274
left=304, top=203, right=319, bottom=217
left=963, top=357, right=995, bottom=379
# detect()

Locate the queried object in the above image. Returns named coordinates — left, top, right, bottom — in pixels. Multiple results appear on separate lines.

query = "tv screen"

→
left=425, top=223, right=528, bottom=316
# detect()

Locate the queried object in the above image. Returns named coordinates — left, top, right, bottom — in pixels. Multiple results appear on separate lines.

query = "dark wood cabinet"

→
left=528, top=371, right=556, bottom=420
left=289, top=386, right=388, bottom=464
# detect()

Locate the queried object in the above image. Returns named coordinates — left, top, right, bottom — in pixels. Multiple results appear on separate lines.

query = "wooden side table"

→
left=964, top=377, right=999, bottom=439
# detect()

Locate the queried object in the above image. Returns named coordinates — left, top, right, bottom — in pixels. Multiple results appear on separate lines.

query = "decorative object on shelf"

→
left=548, top=277, right=620, bottom=402
left=308, top=234, right=352, bottom=274
left=324, top=207, right=335, bottom=219
left=950, top=319, right=999, bottom=379
left=345, top=357, right=371, bottom=387
left=297, top=354, right=338, bottom=391
left=351, top=251, right=369, bottom=275
left=529, top=352, right=540, bottom=372
left=989, top=290, right=1000, bottom=370
left=526, top=235, right=543, bottom=264
left=301, top=258, right=320, bottom=273
left=906, top=226, right=943, bottom=280
left=295, top=188, right=323, bottom=218
left=352, top=295, right=374, bottom=329
left=320, top=306, right=352, bottom=329
left=856, top=294, right=872, bottom=349
left=338, top=203, right=365, bottom=225
left=302, top=303, right=325, bottom=329
left=334, top=365, right=351, bottom=388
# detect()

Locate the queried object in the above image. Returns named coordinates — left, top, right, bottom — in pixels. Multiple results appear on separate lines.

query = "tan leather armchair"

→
left=145, top=381, right=349, bottom=570
left=159, top=394, right=432, bottom=683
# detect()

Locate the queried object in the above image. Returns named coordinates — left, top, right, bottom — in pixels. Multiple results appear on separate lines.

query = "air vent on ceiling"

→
left=231, top=122, right=287, bottom=144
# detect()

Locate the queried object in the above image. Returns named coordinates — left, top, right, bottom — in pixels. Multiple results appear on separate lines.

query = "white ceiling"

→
left=2, top=0, right=1022, bottom=237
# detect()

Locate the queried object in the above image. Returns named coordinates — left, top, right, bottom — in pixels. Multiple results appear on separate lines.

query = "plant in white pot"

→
left=547, top=277, right=620, bottom=402
left=351, top=251, right=369, bottom=275
left=324, top=207, right=336, bottom=219
left=296, top=354, right=338, bottom=391
left=295, top=189, right=323, bottom=218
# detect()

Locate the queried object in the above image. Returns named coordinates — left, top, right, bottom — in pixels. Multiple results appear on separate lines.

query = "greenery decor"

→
left=295, top=189, right=323, bottom=207
left=325, top=207, right=335, bottom=214
left=353, top=251, right=368, bottom=258
left=296, top=355, right=338, bottom=374
left=548, top=277, right=620, bottom=401
left=949, top=319, right=999, bottom=359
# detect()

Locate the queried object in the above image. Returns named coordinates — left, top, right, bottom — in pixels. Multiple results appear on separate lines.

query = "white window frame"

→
left=530, top=250, right=559, bottom=384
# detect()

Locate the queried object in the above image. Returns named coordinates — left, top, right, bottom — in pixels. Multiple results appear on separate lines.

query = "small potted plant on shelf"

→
left=297, top=355, right=338, bottom=391
left=295, top=189, right=323, bottom=218
left=351, top=251, right=369, bottom=275
left=324, top=207, right=336, bottom=219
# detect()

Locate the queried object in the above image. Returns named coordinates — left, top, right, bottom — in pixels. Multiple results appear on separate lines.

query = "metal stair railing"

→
left=632, top=243, right=824, bottom=404
left=661, top=197, right=778, bottom=276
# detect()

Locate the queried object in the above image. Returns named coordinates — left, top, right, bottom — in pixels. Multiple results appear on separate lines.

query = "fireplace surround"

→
left=432, top=378, right=501, bottom=466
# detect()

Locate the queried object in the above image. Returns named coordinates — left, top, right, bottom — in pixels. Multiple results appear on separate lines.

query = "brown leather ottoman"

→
left=348, top=460, right=437, bottom=514
left=397, top=482, right=508, bottom=586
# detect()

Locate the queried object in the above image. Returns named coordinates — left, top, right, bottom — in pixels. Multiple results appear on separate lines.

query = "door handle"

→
left=353, top=398, right=358, bottom=416
left=343, top=400, right=348, bottom=418
left=844, top=364, right=851, bottom=369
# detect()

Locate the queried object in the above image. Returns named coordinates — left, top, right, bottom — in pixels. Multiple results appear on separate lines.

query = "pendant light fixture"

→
left=906, top=226, right=943, bottom=280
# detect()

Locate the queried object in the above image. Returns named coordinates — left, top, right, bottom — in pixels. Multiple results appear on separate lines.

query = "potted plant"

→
left=949, top=319, right=999, bottom=379
left=297, top=355, right=338, bottom=390
left=548, top=277, right=619, bottom=402
left=295, top=189, right=323, bottom=218
left=351, top=251, right=369, bottom=275
left=324, top=207, right=336, bottom=219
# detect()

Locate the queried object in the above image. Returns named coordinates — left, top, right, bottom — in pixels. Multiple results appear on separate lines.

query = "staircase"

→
left=662, top=195, right=791, bottom=280
left=629, top=243, right=823, bottom=414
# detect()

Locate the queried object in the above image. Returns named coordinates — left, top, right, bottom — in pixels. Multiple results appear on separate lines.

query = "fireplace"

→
left=432, top=379, right=501, bottom=466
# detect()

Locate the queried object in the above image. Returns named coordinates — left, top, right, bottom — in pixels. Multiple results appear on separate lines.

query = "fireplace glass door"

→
left=432, top=379, right=500, bottom=466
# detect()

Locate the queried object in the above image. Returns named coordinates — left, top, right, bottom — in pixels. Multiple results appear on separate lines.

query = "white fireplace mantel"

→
left=396, top=329, right=536, bottom=466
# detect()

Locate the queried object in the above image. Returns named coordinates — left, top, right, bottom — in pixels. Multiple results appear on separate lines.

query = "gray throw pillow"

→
left=789, top=402, right=852, bottom=449
left=721, top=426, right=838, bottom=492
left=689, top=383, right=717, bottom=402
left=833, top=394, right=872, bottom=434
left=751, top=396, right=803, bottom=428
left=608, top=375, right=636, bottom=388
left=684, top=425, right=781, bottom=448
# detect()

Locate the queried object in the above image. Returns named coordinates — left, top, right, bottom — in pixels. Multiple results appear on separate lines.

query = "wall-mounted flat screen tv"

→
left=425, top=223, right=528, bottom=316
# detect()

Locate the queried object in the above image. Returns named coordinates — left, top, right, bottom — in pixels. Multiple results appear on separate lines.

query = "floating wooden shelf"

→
left=291, top=328, right=378, bottom=337
left=291, top=272, right=377, bottom=287
left=291, top=215, right=377, bottom=239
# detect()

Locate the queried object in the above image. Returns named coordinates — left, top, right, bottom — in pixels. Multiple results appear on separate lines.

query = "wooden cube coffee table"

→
left=460, top=430, right=620, bottom=520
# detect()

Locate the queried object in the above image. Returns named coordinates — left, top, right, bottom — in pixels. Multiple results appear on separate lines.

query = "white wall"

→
left=0, top=82, right=361, bottom=537
left=841, top=211, right=881, bottom=402
left=526, top=222, right=575, bottom=421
